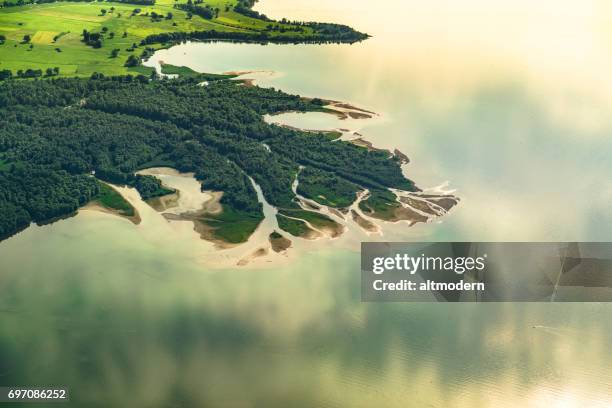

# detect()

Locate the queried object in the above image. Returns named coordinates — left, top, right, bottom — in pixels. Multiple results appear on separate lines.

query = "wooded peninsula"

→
left=0, top=0, right=421, bottom=244
left=0, top=75, right=419, bottom=242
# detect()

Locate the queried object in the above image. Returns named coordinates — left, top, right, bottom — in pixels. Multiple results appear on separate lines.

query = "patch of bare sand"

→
left=317, top=222, right=345, bottom=239
left=303, top=229, right=324, bottom=240
left=351, top=210, right=379, bottom=233
left=81, top=202, right=141, bottom=225
left=162, top=191, right=234, bottom=248
left=237, top=247, right=269, bottom=266
left=201, top=191, right=223, bottom=214
left=329, top=208, right=346, bottom=220
left=147, top=191, right=180, bottom=212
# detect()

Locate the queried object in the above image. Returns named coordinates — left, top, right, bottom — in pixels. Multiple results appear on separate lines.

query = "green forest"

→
left=0, top=76, right=416, bottom=242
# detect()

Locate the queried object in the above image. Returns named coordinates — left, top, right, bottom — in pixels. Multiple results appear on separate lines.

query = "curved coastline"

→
left=0, top=0, right=457, bottom=259
left=81, top=201, right=142, bottom=226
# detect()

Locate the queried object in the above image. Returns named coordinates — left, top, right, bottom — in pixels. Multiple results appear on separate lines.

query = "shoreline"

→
left=81, top=201, right=142, bottom=225
left=301, top=97, right=378, bottom=120
left=161, top=191, right=234, bottom=249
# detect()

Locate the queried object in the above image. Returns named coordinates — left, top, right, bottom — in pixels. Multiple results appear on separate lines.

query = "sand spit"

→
left=333, top=103, right=376, bottom=115
left=164, top=213, right=237, bottom=250
left=222, top=70, right=274, bottom=76
left=351, top=209, right=379, bottom=233
left=349, top=138, right=410, bottom=164
left=329, top=208, right=346, bottom=220
left=222, top=70, right=276, bottom=88
left=301, top=228, right=323, bottom=240
left=349, top=137, right=386, bottom=152
left=411, top=194, right=459, bottom=212
left=324, top=105, right=372, bottom=120
left=301, top=98, right=379, bottom=120
left=137, top=168, right=231, bottom=245
left=161, top=191, right=232, bottom=248
left=81, top=182, right=142, bottom=225
left=237, top=247, right=269, bottom=266
left=81, top=202, right=142, bottom=225
left=318, top=224, right=346, bottom=239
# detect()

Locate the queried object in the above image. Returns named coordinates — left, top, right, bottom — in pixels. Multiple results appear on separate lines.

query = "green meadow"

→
left=0, top=0, right=320, bottom=77
left=159, top=62, right=236, bottom=80
left=96, top=181, right=135, bottom=217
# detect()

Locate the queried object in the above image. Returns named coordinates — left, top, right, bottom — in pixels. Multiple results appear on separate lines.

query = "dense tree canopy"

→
left=0, top=76, right=415, bottom=240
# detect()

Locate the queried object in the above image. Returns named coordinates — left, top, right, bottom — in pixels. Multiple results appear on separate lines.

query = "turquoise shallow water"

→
left=1, top=0, right=612, bottom=406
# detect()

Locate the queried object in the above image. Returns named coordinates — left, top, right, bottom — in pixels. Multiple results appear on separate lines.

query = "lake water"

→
left=1, top=1, right=612, bottom=406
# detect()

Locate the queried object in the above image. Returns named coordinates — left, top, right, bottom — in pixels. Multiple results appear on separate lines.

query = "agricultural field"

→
left=0, top=0, right=327, bottom=77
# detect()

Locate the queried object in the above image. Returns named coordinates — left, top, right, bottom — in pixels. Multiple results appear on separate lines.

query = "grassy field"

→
left=160, top=63, right=236, bottom=80
left=203, top=206, right=264, bottom=244
left=96, top=181, right=135, bottom=217
left=0, top=0, right=321, bottom=77
left=276, top=214, right=312, bottom=238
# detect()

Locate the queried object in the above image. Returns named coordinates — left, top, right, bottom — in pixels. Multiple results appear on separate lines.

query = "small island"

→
left=269, top=231, right=291, bottom=252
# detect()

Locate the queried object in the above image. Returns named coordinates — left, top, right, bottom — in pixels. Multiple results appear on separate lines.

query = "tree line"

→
left=140, top=26, right=368, bottom=48
left=1, top=0, right=153, bottom=7
left=175, top=2, right=219, bottom=20
left=234, top=0, right=271, bottom=21
left=0, top=67, right=60, bottom=80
